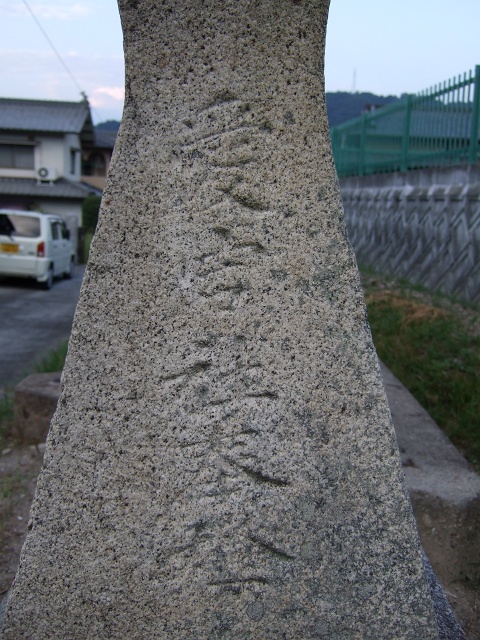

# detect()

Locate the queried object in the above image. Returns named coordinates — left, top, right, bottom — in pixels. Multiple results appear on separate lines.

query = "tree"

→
left=82, top=194, right=101, bottom=231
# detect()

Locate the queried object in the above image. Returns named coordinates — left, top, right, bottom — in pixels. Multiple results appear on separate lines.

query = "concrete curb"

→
left=381, top=362, right=480, bottom=592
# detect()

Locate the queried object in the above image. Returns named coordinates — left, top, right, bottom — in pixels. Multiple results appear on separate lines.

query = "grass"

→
left=0, top=471, right=23, bottom=500
left=0, top=393, right=14, bottom=449
left=83, top=230, right=94, bottom=263
left=0, top=469, right=23, bottom=534
left=34, top=340, right=69, bottom=374
left=362, top=276, right=480, bottom=469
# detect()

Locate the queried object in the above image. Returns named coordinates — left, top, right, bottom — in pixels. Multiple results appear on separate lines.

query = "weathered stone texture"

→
left=3, top=1, right=438, bottom=638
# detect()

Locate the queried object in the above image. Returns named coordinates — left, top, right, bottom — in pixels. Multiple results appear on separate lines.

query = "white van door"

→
left=59, top=220, right=73, bottom=275
left=49, top=220, right=66, bottom=276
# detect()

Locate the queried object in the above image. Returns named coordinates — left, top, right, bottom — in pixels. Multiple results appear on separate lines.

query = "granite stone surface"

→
left=3, top=1, right=440, bottom=637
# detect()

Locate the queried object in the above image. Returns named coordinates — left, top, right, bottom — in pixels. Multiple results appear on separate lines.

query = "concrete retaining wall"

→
left=340, top=164, right=480, bottom=190
left=341, top=182, right=480, bottom=304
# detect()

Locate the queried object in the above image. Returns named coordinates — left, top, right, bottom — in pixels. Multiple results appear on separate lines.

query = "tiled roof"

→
left=0, top=98, right=94, bottom=142
left=0, top=177, right=101, bottom=200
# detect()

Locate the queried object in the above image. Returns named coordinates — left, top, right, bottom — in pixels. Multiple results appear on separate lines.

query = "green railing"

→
left=330, top=65, right=480, bottom=177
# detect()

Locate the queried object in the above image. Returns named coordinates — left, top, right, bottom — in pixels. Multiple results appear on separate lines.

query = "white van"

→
left=0, top=209, right=75, bottom=289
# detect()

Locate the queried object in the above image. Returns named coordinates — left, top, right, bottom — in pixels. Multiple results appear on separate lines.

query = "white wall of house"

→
left=36, top=199, right=82, bottom=248
left=0, top=166, right=35, bottom=179
left=64, top=133, right=82, bottom=181
left=35, top=135, right=69, bottom=180
left=38, top=200, right=81, bottom=224
left=0, top=134, right=36, bottom=179
left=0, top=132, right=82, bottom=182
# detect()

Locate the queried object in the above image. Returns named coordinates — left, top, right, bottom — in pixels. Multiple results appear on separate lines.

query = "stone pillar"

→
left=3, top=1, right=440, bottom=637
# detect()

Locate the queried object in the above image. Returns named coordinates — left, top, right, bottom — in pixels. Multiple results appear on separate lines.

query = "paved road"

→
left=0, top=266, right=85, bottom=390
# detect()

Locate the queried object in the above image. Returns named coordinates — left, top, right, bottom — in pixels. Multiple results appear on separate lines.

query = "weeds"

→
left=34, top=340, right=68, bottom=374
left=0, top=471, right=23, bottom=500
left=363, top=280, right=480, bottom=469
left=83, top=230, right=94, bottom=263
left=0, top=393, right=13, bottom=428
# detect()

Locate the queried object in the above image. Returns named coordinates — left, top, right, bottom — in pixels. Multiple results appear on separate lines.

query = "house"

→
left=82, top=128, right=117, bottom=192
left=0, top=97, right=109, bottom=246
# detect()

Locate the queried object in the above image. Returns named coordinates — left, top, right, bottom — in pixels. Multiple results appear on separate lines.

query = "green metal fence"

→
left=330, top=65, right=480, bottom=177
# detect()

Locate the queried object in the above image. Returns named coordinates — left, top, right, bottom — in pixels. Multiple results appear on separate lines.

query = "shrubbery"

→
left=82, top=195, right=101, bottom=232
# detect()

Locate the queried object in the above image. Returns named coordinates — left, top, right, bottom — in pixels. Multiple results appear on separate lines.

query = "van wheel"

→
left=64, top=259, right=74, bottom=279
left=43, top=266, right=54, bottom=290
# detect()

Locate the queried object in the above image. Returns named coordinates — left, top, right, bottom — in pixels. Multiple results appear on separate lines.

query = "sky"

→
left=1, top=0, right=479, bottom=124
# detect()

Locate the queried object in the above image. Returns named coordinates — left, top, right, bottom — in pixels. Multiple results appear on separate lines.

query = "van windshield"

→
left=0, top=213, right=40, bottom=238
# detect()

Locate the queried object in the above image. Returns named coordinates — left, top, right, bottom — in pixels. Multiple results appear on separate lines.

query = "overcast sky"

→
left=1, top=0, right=479, bottom=124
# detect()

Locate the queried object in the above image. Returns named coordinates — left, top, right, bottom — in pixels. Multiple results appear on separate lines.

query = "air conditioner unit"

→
left=37, top=167, right=58, bottom=183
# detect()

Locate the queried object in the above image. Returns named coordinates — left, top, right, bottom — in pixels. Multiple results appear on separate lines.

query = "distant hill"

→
left=94, top=93, right=400, bottom=137
left=96, top=120, right=121, bottom=132
left=326, top=92, right=400, bottom=128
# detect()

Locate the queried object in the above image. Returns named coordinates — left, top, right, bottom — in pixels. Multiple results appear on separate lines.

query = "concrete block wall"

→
left=341, top=182, right=480, bottom=304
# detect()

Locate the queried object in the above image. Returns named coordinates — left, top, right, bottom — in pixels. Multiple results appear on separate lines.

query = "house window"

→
left=0, top=144, right=34, bottom=169
left=70, top=148, right=80, bottom=174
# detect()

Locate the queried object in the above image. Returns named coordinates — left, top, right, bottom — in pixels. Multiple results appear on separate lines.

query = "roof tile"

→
left=0, top=98, right=92, bottom=135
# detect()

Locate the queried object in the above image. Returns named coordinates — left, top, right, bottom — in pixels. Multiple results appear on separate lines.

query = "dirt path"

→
left=0, top=443, right=44, bottom=598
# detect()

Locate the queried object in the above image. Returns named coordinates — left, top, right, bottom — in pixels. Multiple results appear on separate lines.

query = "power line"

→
left=21, top=0, right=85, bottom=98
